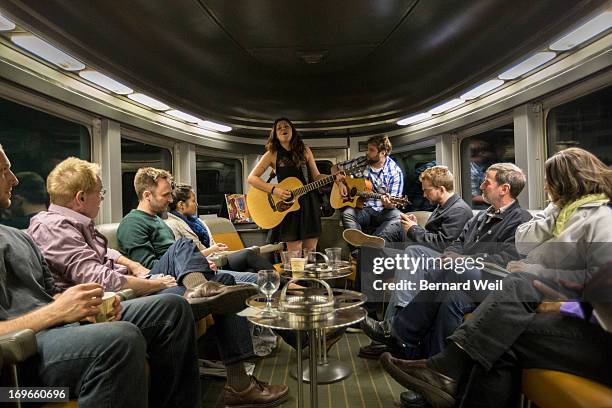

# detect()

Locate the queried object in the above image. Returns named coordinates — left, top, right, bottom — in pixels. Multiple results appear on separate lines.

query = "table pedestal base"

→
left=290, top=360, right=352, bottom=384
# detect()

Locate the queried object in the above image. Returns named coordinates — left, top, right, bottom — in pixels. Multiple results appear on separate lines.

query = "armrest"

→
left=0, top=329, right=37, bottom=365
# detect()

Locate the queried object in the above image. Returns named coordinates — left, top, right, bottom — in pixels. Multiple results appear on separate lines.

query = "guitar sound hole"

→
left=349, top=187, right=358, bottom=198
left=275, top=192, right=295, bottom=212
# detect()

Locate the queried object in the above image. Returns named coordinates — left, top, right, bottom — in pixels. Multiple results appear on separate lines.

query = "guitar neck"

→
left=292, top=164, right=364, bottom=197
left=293, top=174, right=335, bottom=197
left=359, top=191, right=407, bottom=203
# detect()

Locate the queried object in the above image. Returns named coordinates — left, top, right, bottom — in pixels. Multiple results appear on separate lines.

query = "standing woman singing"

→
left=248, top=118, right=326, bottom=252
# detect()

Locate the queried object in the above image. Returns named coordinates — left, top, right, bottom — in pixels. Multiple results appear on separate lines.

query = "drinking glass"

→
left=257, top=269, right=281, bottom=317
left=325, top=247, right=342, bottom=268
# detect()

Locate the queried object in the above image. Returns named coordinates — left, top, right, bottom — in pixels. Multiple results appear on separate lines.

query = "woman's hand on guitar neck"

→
left=272, top=185, right=292, bottom=200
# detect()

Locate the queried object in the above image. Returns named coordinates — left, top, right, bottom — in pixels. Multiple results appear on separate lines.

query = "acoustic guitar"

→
left=247, top=163, right=365, bottom=229
left=330, top=177, right=410, bottom=209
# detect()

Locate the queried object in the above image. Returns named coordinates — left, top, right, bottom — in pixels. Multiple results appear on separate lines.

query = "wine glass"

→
left=257, top=269, right=281, bottom=317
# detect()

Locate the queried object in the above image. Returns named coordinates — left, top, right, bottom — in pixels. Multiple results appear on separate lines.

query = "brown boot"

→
left=224, top=375, right=289, bottom=408
left=185, top=281, right=258, bottom=320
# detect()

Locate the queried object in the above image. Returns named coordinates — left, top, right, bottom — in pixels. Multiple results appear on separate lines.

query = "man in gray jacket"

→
left=393, top=165, right=472, bottom=251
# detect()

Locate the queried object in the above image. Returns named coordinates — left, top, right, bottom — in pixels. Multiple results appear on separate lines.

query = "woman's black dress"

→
left=273, top=145, right=322, bottom=242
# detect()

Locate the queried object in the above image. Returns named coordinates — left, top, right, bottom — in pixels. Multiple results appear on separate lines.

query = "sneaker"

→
left=224, top=375, right=289, bottom=407
left=185, top=281, right=258, bottom=320
left=342, top=229, right=385, bottom=248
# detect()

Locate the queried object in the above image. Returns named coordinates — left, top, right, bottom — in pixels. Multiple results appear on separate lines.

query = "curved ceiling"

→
left=0, top=0, right=606, bottom=138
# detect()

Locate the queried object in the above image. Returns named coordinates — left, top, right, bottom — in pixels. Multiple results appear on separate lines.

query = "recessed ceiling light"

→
left=166, top=110, right=201, bottom=123
left=127, top=93, right=170, bottom=111
left=460, top=79, right=505, bottom=100
left=397, top=112, right=432, bottom=126
left=0, top=14, right=16, bottom=31
left=498, top=52, right=556, bottom=80
left=428, top=99, right=464, bottom=115
left=550, top=11, right=612, bottom=51
left=79, top=70, right=133, bottom=95
left=198, top=120, right=232, bottom=133
left=11, top=34, right=85, bottom=71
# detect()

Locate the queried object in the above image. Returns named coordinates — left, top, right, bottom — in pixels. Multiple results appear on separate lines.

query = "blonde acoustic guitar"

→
left=330, top=177, right=410, bottom=209
left=247, top=163, right=365, bottom=229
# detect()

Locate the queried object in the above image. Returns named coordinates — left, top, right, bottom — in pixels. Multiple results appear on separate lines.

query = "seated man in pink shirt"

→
left=27, top=157, right=255, bottom=317
left=27, top=157, right=289, bottom=407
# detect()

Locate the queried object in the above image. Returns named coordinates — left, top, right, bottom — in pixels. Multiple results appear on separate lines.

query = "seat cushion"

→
left=97, top=222, right=121, bottom=251
left=523, top=368, right=612, bottom=408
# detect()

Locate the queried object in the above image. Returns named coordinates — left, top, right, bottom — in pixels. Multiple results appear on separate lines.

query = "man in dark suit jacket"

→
left=398, top=166, right=473, bottom=252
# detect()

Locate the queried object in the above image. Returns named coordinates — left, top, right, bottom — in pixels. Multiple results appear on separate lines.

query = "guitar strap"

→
left=265, top=170, right=276, bottom=183
left=301, top=163, right=310, bottom=184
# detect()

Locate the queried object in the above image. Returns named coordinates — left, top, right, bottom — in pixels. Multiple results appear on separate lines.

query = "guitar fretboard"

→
left=293, top=174, right=335, bottom=196
left=358, top=191, right=407, bottom=203
left=292, top=164, right=363, bottom=197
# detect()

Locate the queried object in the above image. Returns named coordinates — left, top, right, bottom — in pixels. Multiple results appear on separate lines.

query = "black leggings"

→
left=225, top=248, right=274, bottom=272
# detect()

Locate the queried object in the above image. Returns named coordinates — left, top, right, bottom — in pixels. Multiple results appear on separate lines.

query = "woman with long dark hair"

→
left=165, top=184, right=274, bottom=283
left=248, top=118, right=327, bottom=251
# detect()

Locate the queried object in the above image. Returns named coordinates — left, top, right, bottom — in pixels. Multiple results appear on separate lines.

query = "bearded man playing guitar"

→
left=331, top=135, right=404, bottom=248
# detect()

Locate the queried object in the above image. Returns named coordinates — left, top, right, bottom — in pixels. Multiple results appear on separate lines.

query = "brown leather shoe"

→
left=185, top=281, right=258, bottom=320
left=224, top=375, right=289, bottom=408
left=380, top=353, right=457, bottom=408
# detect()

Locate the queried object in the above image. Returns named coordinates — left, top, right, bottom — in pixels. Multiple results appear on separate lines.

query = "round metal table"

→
left=281, top=261, right=360, bottom=384
left=247, top=305, right=366, bottom=408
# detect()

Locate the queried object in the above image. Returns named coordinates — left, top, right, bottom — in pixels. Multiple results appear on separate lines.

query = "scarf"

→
left=170, top=210, right=210, bottom=247
left=553, top=193, right=609, bottom=237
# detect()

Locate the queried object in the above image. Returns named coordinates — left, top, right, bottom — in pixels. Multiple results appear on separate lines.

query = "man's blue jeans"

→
left=341, top=206, right=402, bottom=242
left=31, top=294, right=200, bottom=408
left=150, top=238, right=255, bottom=363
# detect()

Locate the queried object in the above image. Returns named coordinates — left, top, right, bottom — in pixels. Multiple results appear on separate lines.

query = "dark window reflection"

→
left=121, top=138, right=172, bottom=215
left=547, top=86, right=611, bottom=165
left=196, top=156, right=242, bottom=216
left=460, top=124, right=515, bottom=209
left=392, top=147, right=437, bottom=211
left=0, top=98, right=90, bottom=228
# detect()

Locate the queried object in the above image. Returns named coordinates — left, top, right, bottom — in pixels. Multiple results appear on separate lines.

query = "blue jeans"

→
left=391, top=290, right=475, bottom=359
left=386, top=245, right=443, bottom=308
left=341, top=206, right=402, bottom=242
left=150, top=237, right=215, bottom=283
left=150, top=239, right=255, bottom=363
left=31, top=294, right=200, bottom=408
left=218, top=270, right=258, bottom=284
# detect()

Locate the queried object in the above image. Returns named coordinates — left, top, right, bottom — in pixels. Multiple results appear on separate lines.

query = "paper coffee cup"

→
left=96, top=291, right=116, bottom=323
left=291, top=257, right=306, bottom=272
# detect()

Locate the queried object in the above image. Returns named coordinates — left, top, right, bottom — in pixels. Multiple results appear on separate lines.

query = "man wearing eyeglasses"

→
left=395, top=165, right=472, bottom=251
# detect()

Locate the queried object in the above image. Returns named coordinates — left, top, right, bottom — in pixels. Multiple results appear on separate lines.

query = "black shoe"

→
left=358, top=340, right=391, bottom=359
left=381, top=353, right=457, bottom=408
left=360, top=315, right=394, bottom=346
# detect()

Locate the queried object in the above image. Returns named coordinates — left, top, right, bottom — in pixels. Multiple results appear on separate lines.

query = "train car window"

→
left=0, top=98, right=91, bottom=228
left=460, top=124, right=515, bottom=209
left=315, top=159, right=335, bottom=217
left=196, top=155, right=242, bottom=216
left=547, top=86, right=611, bottom=164
left=391, top=147, right=436, bottom=211
left=121, top=138, right=172, bottom=215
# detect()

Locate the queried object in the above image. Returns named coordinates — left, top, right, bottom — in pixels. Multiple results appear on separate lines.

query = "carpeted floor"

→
left=201, top=332, right=405, bottom=407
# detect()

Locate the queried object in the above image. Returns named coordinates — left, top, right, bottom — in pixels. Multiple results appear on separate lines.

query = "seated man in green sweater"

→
left=117, top=166, right=289, bottom=407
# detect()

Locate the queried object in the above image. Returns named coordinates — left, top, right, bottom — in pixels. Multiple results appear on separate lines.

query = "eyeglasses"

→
left=422, top=187, right=437, bottom=192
